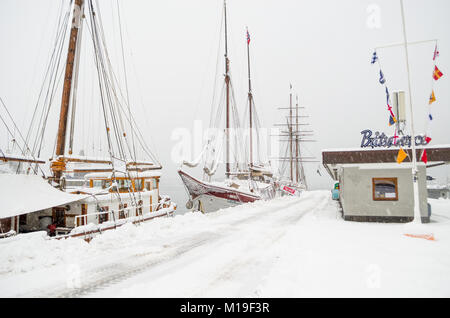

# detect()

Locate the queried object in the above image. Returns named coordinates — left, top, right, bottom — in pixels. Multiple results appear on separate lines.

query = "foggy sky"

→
left=1, top=0, right=449, bottom=198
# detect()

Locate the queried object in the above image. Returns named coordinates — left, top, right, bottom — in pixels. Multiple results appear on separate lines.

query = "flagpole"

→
left=400, top=0, right=422, bottom=224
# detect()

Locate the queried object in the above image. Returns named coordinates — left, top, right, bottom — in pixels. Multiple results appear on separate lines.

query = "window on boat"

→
left=153, top=178, right=158, bottom=189
left=145, top=180, right=152, bottom=191
left=138, top=200, right=143, bottom=215
left=134, top=179, right=143, bottom=191
left=117, top=179, right=132, bottom=192
left=92, top=180, right=103, bottom=188
left=373, top=178, right=398, bottom=201
left=119, top=203, right=125, bottom=219
left=102, top=179, right=112, bottom=190
left=19, top=214, right=27, bottom=226
left=99, top=206, right=109, bottom=224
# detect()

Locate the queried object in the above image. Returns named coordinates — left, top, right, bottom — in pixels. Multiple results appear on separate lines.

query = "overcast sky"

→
left=0, top=0, right=449, bottom=204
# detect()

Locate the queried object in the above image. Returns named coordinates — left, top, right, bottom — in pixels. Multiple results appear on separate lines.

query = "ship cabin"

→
left=83, top=171, right=160, bottom=195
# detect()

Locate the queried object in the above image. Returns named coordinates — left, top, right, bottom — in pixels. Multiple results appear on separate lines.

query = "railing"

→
left=74, top=198, right=173, bottom=228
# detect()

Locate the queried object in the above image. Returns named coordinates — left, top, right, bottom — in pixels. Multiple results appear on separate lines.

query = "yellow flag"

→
left=397, top=148, right=408, bottom=164
left=429, top=90, right=436, bottom=105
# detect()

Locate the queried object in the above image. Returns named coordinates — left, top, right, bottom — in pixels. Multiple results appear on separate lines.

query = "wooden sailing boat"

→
left=0, top=0, right=176, bottom=239
left=178, top=1, right=275, bottom=213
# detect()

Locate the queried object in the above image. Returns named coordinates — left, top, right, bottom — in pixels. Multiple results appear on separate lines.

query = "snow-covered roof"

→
left=0, top=174, right=89, bottom=219
left=322, top=144, right=450, bottom=153
left=84, top=170, right=162, bottom=179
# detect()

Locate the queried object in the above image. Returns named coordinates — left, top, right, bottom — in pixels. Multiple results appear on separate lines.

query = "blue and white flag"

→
left=371, top=51, right=378, bottom=64
left=379, top=70, right=386, bottom=85
left=385, top=87, right=390, bottom=103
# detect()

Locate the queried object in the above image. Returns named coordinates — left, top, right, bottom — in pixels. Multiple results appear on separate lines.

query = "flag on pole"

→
left=433, top=66, right=443, bottom=80
left=429, top=90, right=436, bottom=105
left=246, top=29, right=251, bottom=45
left=433, top=44, right=440, bottom=61
left=397, top=148, right=408, bottom=164
left=379, top=70, right=386, bottom=84
left=421, top=149, right=428, bottom=164
left=371, top=51, right=378, bottom=64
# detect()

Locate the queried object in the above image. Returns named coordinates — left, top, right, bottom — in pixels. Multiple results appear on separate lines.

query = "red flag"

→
left=421, top=149, right=428, bottom=164
left=425, top=136, right=432, bottom=144
left=433, top=66, right=443, bottom=80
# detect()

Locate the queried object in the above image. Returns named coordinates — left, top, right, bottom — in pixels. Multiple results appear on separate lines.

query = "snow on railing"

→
left=74, top=197, right=174, bottom=228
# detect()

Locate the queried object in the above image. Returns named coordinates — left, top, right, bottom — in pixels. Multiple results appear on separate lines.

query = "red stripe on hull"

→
left=178, top=170, right=260, bottom=204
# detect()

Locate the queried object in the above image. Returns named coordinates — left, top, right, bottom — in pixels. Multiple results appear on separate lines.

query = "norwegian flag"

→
left=246, top=29, right=251, bottom=45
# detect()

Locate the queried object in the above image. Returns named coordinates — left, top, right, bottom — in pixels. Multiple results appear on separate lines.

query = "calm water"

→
left=159, top=177, right=189, bottom=215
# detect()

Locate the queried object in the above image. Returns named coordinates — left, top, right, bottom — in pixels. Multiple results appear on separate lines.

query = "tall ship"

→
left=178, top=0, right=275, bottom=213
left=273, top=86, right=317, bottom=195
left=0, top=0, right=176, bottom=239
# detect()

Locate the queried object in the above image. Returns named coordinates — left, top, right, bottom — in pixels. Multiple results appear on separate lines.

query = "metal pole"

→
left=247, top=27, right=253, bottom=168
left=400, top=0, right=422, bottom=224
left=224, top=0, right=230, bottom=178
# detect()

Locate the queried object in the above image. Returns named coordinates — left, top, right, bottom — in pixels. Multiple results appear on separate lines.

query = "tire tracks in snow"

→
left=21, top=193, right=328, bottom=297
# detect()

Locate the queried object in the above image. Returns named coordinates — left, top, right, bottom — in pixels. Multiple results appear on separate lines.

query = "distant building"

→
left=427, top=184, right=450, bottom=200
left=322, top=146, right=450, bottom=223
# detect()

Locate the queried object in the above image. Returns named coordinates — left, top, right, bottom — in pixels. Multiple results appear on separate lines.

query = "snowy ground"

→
left=1, top=190, right=450, bottom=298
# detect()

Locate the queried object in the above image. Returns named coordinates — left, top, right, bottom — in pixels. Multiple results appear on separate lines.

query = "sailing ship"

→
left=0, top=0, right=176, bottom=239
left=178, top=1, right=275, bottom=213
left=272, top=86, right=317, bottom=196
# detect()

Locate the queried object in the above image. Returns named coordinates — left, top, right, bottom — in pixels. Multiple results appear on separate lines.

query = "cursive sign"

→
left=360, top=129, right=430, bottom=149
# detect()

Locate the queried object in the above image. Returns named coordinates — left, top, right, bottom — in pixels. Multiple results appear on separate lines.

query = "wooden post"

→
left=53, top=0, right=84, bottom=183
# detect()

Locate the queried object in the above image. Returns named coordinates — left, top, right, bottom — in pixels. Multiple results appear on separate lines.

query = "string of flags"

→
left=420, top=43, right=443, bottom=164
left=371, top=51, right=397, bottom=129
left=371, top=42, right=444, bottom=164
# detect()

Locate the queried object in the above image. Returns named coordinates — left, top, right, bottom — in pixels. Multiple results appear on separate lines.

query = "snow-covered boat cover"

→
left=0, top=174, right=88, bottom=219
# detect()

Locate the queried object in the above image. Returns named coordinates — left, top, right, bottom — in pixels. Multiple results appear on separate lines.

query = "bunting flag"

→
left=425, top=136, right=432, bottom=144
left=429, top=90, right=436, bottom=105
left=433, top=66, right=443, bottom=81
left=433, top=44, right=440, bottom=61
left=371, top=51, right=378, bottom=64
left=429, top=113, right=433, bottom=121
left=379, top=70, right=386, bottom=84
left=389, top=115, right=397, bottom=126
left=421, top=149, right=428, bottom=164
left=397, top=148, right=408, bottom=164
left=385, top=87, right=390, bottom=104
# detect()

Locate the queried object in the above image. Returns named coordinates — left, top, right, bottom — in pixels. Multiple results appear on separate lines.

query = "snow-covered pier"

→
left=1, top=191, right=450, bottom=297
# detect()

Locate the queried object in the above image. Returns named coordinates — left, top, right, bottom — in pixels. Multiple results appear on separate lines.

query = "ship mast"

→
left=224, top=0, right=231, bottom=178
left=246, top=27, right=253, bottom=168
left=289, top=85, right=293, bottom=182
left=295, top=95, right=299, bottom=183
left=53, top=0, right=84, bottom=184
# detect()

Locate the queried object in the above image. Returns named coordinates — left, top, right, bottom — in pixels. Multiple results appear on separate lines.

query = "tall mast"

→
left=246, top=27, right=253, bottom=168
left=224, top=0, right=231, bottom=178
left=53, top=0, right=84, bottom=183
left=295, top=95, right=299, bottom=183
left=289, top=85, right=293, bottom=182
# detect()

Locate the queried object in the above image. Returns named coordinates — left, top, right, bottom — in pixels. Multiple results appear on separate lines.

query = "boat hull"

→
left=178, top=170, right=260, bottom=213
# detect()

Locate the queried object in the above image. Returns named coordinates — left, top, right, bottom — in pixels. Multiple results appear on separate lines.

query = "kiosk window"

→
left=373, top=178, right=398, bottom=201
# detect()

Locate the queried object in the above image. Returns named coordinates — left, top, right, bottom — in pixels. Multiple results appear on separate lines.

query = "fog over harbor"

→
left=1, top=0, right=449, bottom=210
